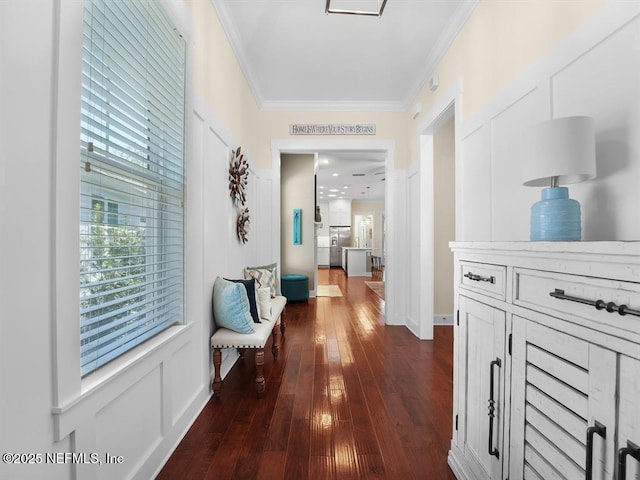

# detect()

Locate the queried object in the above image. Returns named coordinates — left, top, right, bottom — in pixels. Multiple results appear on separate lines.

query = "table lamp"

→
left=522, top=116, right=596, bottom=241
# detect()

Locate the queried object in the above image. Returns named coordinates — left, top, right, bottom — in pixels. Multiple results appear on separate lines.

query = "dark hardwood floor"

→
left=157, top=268, right=456, bottom=479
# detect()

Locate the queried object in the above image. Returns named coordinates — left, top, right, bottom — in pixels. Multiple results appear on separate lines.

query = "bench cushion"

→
left=211, top=295, right=286, bottom=348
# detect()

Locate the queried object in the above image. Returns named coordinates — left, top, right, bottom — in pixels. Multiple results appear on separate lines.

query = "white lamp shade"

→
left=522, top=116, right=596, bottom=187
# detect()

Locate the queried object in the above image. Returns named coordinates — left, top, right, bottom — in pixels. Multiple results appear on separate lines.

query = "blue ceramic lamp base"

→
left=530, top=186, right=582, bottom=241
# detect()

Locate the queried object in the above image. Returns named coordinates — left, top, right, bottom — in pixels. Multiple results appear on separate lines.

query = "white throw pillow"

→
left=257, top=287, right=272, bottom=321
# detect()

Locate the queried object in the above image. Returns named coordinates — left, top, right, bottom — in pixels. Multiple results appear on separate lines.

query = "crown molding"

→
left=209, top=0, right=265, bottom=106
left=260, top=99, right=406, bottom=112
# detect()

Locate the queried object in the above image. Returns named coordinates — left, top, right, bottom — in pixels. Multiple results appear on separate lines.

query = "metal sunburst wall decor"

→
left=236, top=207, right=250, bottom=244
left=228, top=146, right=248, bottom=207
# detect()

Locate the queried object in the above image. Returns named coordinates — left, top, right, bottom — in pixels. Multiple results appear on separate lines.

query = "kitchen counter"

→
left=341, top=247, right=372, bottom=277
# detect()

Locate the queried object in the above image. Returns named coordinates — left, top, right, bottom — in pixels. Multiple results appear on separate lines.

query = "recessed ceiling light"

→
left=318, top=185, right=324, bottom=189
left=332, top=173, right=339, bottom=177
left=322, top=159, right=329, bottom=165
left=343, top=185, right=349, bottom=189
left=329, top=188, right=339, bottom=192
left=328, top=194, right=336, bottom=197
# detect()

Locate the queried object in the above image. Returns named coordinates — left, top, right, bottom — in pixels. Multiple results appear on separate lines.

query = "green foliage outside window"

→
left=80, top=202, right=147, bottom=360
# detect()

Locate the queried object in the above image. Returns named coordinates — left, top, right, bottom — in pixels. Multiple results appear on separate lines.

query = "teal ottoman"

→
left=281, top=274, right=309, bottom=302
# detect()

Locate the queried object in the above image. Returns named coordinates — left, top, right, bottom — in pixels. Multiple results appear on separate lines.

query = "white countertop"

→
left=341, top=247, right=372, bottom=250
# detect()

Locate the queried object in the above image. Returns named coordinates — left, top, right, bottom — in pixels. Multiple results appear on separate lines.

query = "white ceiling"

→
left=212, top=0, right=478, bottom=111
left=212, top=0, right=476, bottom=201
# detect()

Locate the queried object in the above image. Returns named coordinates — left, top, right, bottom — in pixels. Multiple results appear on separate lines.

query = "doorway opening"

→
left=417, top=79, right=461, bottom=339
left=272, top=139, right=395, bottom=324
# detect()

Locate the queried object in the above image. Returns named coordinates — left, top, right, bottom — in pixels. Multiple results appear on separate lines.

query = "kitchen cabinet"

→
left=449, top=242, right=640, bottom=480
left=329, top=199, right=351, bottom=226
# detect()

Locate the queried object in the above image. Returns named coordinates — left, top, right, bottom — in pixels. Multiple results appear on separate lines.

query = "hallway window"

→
left=79, top=0, right=186, bottom=375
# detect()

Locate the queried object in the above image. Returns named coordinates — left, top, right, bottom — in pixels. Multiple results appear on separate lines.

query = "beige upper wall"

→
left=185, top=0, right=606, bottom=170
left=433, top=116, right=455, bottom=315
left=255, top=110, right=409, bottom=169
left=408, top=0, right=606, bottom=165
left=184, top=0, right=260, bottom=161
left=281, top=154, right=316, bottom=290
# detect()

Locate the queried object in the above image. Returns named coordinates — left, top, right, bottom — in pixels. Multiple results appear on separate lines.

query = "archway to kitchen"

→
left=271, top=138, right=399, bottom=325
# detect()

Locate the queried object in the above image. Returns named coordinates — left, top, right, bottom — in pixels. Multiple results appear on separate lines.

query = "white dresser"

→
left=448, top=242, right=640, bottom=480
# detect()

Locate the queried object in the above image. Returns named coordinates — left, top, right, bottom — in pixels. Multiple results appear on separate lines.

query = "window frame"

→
left=51, top=0, right=194, bottom=429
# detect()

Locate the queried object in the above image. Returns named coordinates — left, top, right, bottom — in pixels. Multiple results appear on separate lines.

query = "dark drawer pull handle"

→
left=488, top=357, right=501, bottom=459
left=464, top=272, right=496, bottom=284
left=618, top=440, right=640, bottom=480
left=549, top=289, right=640, bottom=318
left=586, top=421, right=606, bottom=479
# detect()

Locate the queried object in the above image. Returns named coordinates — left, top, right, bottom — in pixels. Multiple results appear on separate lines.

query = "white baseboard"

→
left=434, top=314, right=454, bottom=326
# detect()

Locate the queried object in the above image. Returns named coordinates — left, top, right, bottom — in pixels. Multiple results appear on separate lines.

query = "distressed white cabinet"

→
left=448, top=242, right=640, bottom=480
left=456, top=296, right=508, bottom=480
left=510, top=318, right=617, bottom=479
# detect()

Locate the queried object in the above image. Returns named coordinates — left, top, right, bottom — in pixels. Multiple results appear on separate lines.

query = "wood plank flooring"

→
left=157, top=268, right=456, bottom=479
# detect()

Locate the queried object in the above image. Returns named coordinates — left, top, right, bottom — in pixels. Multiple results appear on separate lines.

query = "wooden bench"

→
left=210, top=295, right=287, bottom=398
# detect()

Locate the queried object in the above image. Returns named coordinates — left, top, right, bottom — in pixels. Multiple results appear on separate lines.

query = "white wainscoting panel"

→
left=255, top=173, right=275, bottom=265
left=490, top=88, right=542, bottom=241
left=170, top=340, right=201, bottom=426
left=551, top=13, right=640, bottom=241
left=385, top=171, right=406, bottom=326
left=459, top=126, right=492, bottom=241
left=95, top=367, right=163, bottom=480
left=407, top=170, right=421, bottom=335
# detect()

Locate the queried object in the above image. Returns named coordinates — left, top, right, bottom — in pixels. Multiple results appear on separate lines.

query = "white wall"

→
left=459, top=2, right=640, bottom=242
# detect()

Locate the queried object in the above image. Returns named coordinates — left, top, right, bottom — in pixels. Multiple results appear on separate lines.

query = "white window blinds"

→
left=79, top=0, right=186, bottom=376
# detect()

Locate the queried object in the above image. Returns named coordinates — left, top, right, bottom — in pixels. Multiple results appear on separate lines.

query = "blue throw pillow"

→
left=212, top=277, right=255, bottom=334
left=225, top=277, right=260, bottom=323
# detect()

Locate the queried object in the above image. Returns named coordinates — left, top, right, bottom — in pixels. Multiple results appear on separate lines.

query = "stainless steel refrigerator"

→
left=329, top=226, right=351, bottom=267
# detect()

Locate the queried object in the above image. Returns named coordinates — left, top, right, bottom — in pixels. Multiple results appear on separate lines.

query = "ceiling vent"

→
left=352, top=173, right=366, bottom=177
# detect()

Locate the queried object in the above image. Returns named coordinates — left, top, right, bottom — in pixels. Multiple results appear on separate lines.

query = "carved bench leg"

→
left=255, top=348, right=265, bottom=398
left=280, top=308, right=286, bottom=336
left=212, top=348, right=222, bottom=397
left=272, top=324, right=280, bottom=359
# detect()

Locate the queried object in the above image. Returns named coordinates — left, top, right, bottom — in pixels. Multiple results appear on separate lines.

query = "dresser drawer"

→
left=515, top=268, right=640, bottom=337
left=459, top=261, right=506, bottom=300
